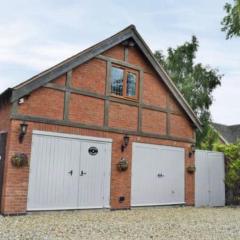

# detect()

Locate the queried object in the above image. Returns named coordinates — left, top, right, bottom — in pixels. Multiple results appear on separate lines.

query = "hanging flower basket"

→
left=186, top=165, right=196, bottom=174
left=11, top=153, right=28, bottom=167
left=118, top=158, right=128, bottom=171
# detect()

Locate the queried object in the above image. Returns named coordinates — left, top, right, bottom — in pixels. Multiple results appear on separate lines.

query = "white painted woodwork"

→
left=27, top=131, right=111, bottom=211
left=195, top=150, right=225, bottom=207
left=131, top=143, right=185, bottom=206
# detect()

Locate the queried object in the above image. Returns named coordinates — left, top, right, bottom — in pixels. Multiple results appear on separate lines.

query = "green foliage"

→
left=154, top=37, right=222, bottom=147
left=214, top=142, right=240, bottom=203
left=221, top=0, right=240, bottom=39
left=200, top=126, right=221, bottom=150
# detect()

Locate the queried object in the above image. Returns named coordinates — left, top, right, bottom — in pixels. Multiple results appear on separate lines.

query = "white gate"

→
left=27, top=131, right=112, bottom=211
left=195, top=150, right=225, bottom=207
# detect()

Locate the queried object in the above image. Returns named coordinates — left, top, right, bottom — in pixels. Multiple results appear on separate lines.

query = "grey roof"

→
left=212, top=122, right=240, bottom=144
left=0, top=25, right=202, bottom=130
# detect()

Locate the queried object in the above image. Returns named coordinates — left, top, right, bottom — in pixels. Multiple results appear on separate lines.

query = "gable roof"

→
left=212, top=122, right=240, bottom=144
left=1, top=25, right=202, bottom=130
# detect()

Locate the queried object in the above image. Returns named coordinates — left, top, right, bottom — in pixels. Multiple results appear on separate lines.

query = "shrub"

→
left=214, top=141, right=240, bottom=205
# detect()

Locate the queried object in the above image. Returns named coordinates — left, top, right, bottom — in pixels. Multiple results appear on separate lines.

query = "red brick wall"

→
left=1, top=120, right=31, bottom=214
left=72, top=59, right=106, bottom=94
left=142, top=109, right=166, bottom=135
left=143, top=72, right=168, bottom=108
left=0, top=103, right=11, bottom=214
left=108, top=102, right=138, bottom=131
left=1, top=120, right=194, bottom=214
left=69, top=94, right=104, bottom=126
left=52, top=74, right=66, bottom=86
left=103, top=45, right=125, bottom=61
left=170, top=114, right=193, bottom=139
left=18, top=88, right=65, bottom=120
left=128, top=46, right=154, bottom=74
left=0, top=42, right=197, bottom=214
left=0, top=103, right=11, bottom=132
left=15, top=43, right=194, bottom=140
left=169, top=96, right=183, bottom=114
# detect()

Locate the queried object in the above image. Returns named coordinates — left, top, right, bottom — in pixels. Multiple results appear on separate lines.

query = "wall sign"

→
left=88, top=146, right=98, bottom=156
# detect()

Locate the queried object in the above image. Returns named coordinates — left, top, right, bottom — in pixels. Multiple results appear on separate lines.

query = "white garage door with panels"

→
left=195, top=150, right=225, bottom=207
left=131, top=143, right=185, bottom=206
left=27, top=131, right=112, bottom=211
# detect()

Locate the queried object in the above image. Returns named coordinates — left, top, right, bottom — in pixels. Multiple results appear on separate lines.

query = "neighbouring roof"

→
left=212, top=122, right=240, bottom=144
left=0, top=88, right=12, bottom=108
left=0, top=25, right=202, bottom=130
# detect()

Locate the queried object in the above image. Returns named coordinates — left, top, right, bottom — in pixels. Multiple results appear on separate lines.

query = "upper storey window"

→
left=126, top=72, right=136, bottom=97
left=111, top=66, right=138, bottom=100
left=111, top=67, right=124, bottom=96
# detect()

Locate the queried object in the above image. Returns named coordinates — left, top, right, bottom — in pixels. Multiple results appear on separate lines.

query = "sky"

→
left=0, top=0, right=239, bottom=125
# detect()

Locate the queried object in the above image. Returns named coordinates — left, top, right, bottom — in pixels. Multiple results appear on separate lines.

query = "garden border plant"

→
left=214, top=141, right=240, bottom=205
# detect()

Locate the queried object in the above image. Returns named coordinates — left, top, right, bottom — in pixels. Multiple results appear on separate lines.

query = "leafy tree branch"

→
left=154, top=36, right=222, bottom=147
left=221, top=0, right=240, bottom=39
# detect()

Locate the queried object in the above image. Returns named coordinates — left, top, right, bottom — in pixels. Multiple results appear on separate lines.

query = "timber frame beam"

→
left=6, top=25, right=201, bottom=130
left=11, top=114, right=195, bottom=144
left=10, top=69, right=195, bottom=144
left=9, top=44, right=196, bottom=144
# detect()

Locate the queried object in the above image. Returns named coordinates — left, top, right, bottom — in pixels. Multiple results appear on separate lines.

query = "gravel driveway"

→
left=0, top=207, right=240, bottom=240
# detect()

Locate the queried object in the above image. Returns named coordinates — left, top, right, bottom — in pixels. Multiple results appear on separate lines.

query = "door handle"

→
left=80, top=170, right=87, bottom=176
left=68, top=170, right=73, bottom=176
left=157, top=173, right=164, bottom=177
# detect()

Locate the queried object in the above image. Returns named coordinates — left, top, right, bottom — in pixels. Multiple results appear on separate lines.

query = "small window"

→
left=111, top=67, right=124, bottom=96
left=126, top=72, right=136, bottom=97
left=110, top=66, right=138, bottom=99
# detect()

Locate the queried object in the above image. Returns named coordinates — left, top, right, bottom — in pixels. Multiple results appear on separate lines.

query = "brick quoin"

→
left=0, top=31, right=198, bottom=214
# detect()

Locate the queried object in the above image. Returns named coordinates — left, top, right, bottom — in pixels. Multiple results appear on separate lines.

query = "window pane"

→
left=127, top=72, right=136, bottom=96
left=111, top=67, right=124, bottom=96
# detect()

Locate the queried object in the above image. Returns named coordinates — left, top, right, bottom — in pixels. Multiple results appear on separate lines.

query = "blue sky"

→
left=0, top=0, right=239, bottom=125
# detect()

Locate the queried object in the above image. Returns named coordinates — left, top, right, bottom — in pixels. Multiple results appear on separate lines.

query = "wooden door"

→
left=78, top=141, right=108, bottom=208
left=0, top=133, right=7, bottom=210
left=27, top=133, right=81, bottom=210
left=27, top=131, right=112, bottom=211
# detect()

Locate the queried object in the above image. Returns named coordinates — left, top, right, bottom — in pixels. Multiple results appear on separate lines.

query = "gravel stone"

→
left=0, top=207, right=240, bottom=240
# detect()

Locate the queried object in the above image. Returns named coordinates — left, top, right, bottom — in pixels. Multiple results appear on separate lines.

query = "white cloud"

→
left=0, top=22, right=35, bottom=48
left=0, top=41, right=86, bottom=70
left=31, top=42, right=86, bottom=69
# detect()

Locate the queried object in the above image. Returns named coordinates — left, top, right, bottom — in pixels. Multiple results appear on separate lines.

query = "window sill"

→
left=109, top=94, right=139, bottom=103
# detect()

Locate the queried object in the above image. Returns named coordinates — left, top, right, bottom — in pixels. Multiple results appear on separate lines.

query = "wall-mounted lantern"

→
left=189, top=144, right=196, bottom=158
left=19, top=122, right=28, bottom=143
left=121, top=134, right=130, bottom=152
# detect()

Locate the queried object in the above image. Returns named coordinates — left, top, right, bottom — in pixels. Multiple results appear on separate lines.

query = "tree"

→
left=200, top=126, right=221, bottom=150
left=221, top=0, right=240, bottom=39
left=154, top=36, right=222, bottom=147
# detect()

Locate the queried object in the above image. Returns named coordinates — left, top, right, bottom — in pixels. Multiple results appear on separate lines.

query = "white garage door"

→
left=131, top=143, right=185, bottom=206
left=27, top=131, right=112, bottom=211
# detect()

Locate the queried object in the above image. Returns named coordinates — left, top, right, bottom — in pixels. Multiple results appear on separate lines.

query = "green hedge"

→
left=214, top=141, right=240, bottom=205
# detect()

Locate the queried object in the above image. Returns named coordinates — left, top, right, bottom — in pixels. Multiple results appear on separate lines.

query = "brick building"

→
left=0, top=25, right=201, bottom=215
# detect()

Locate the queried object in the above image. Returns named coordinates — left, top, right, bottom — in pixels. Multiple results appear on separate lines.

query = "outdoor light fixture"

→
left=189, top=144, right=196, bottom=158
left=19, top=122, right=28, bottom=143
left=121, top=134, right=130, bottom=152
left=128, top=40, right=135, bottom=47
